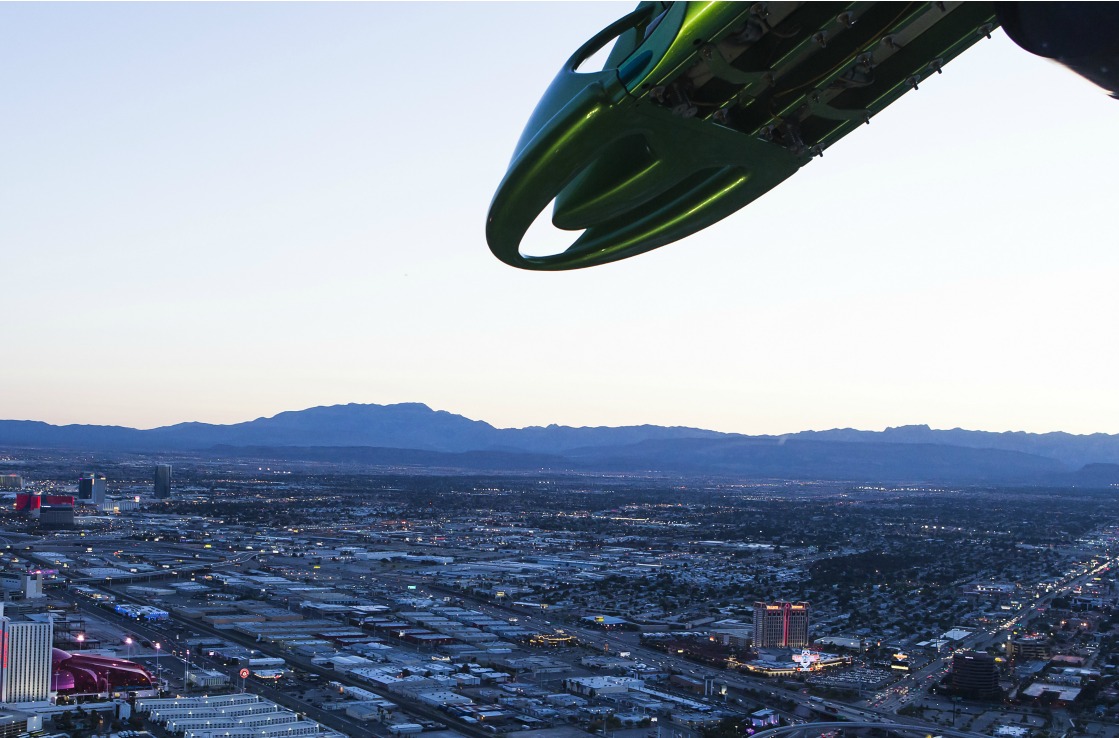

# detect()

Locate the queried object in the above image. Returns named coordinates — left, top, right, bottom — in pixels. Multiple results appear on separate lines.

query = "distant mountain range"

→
left=0, top=403, right=727, bottom=454
left=2, top=403, right=1119, bottom=486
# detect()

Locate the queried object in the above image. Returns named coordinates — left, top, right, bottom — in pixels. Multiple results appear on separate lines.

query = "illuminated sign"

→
left=795, top=649, right=821, bottom=671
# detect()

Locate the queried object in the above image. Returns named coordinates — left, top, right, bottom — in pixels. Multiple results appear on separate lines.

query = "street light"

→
left=124, top=637, right=133, bottom=660
left=155, top=642, right=162, bottom=690
left=76, top=633, right=85, bottom=652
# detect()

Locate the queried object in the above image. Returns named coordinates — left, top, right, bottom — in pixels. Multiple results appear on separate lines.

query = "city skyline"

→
left=3, top=3, right=1117, bottom=436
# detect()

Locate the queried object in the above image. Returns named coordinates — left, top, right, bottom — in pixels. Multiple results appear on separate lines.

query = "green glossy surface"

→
left=488, top=2, right=998, bottom=271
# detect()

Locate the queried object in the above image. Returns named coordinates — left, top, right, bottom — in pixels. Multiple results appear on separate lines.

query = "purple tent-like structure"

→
left=51, top=649, right=156, bottom=696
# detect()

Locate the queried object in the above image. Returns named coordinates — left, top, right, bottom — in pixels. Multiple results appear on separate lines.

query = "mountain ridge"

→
left=2, top=403, right=1119, bottom=485
left=795, top=424, right=1119, bottom=467
left=0, top=402, right=733, bottom=454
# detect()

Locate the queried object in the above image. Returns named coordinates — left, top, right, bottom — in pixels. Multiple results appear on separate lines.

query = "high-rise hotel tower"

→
left=154, top=464, right=173, bottom=499
left=753, top=601, right=810, bottom=649
left=0, top=607, right=54, bottom=704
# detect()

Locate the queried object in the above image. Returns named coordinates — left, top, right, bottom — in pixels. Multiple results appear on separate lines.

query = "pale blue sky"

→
left=2, top=3, right=1116, bottom=435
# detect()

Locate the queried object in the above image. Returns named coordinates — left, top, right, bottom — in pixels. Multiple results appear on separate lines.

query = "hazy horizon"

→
left=3, top=3, right=1117, bottom=437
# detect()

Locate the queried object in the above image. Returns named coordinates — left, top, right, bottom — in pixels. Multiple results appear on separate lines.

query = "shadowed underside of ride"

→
left=487, top=2, right=1117, bottom=271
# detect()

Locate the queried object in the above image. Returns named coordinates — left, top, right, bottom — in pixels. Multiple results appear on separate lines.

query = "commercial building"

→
left=815, top=635, right=862, bottom=650
left=102, top=496, right=141, bottom=513
left=187, top=669, right=230, bottom=689
left=37, top=503, right=75, bottom=529
left=753, top=601, right=809, bottom=649
left=744, top=650, right=850, bottom=676
left=137, top=694, right=332, bottom=738
left=14, top=494, right=74, bottom=517
left=951, top=651, right=1001, bottom=699
left=1008, top=635, right=1051, bottom=661
left=114, top=604, right=170, bottom=621
left=77, top=472, right=106, bottom=506
left=563, top=676, right=642, bottom=696
left=0, top=476, right=21, bottom=490
left=154, top=464, right=173, bottom=499
left=22, top=573, right=43, bottom=600
left=0, top=711, right=42, bottom=738
left=0, top=609, right=54, bottom=703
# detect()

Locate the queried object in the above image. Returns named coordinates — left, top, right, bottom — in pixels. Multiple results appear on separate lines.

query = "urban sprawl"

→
left=0, top=451, right=1117, bottom=738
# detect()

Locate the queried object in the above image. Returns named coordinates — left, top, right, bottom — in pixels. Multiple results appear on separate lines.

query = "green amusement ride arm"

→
left=487, top=2, right=999, bottom=271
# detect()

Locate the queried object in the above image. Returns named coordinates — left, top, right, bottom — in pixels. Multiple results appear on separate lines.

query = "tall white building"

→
left=0, top=608, right=54, bottom=704
left=21, top=573, right=44, bottom=600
